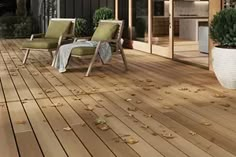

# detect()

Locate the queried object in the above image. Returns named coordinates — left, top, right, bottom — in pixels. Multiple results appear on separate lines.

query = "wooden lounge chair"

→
left=22, top=18, right=75, bottom=64
left=69, top=20, right=128, bottom=76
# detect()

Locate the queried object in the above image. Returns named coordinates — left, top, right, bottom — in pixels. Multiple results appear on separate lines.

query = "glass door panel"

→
left=152, top=0, right=171, bottom=58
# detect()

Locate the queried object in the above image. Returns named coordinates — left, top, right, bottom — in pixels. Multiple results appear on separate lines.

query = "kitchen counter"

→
left=179, top=18, right=208, bottom=41
left=153, top=16, right=209, bottom=19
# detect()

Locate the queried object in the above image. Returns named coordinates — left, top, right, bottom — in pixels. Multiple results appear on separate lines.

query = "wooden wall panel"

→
left=74, top=0, right=83, bottom=17
left=65, top=0, right=74, bottom=17
left=59, top=0, right=116, bottom=32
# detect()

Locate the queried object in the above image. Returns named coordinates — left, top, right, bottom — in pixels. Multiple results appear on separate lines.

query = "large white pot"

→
left=212, top=47, right=236, bottom=89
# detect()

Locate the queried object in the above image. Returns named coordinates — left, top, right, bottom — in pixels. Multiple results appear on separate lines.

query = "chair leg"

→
left=23, top=49, right=30, bottom=64
left=119, top=43, right=128, bottom=70
left=85, top=42, right=101, bottom=77
left=49, top=50, right=53, bottom=59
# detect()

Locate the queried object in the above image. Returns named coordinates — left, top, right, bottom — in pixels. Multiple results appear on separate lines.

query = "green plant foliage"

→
left=0, top=16, right=33, bottom=38
left=210, top=8, right=236, bottom=48
left=93, top=7, right=114, bottom=29
left=74, top=18, right=89, bottom=37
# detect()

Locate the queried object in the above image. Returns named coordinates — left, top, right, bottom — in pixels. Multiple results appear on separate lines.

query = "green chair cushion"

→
left=71, top=47, right=96, bottom=56
left=91, top=23, right=119, bottom=41
left=45, top=20, right=72, bottom=38
left=71, top=44, right=116, bottom=56
left=22, top=38, right=58, bottom=49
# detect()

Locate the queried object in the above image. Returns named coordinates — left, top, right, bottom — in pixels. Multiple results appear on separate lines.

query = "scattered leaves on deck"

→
left=189, top=131, right=197, bottom=136
left=50, top=103, right=64, bottom=108
left=141, top=125, right=149, bottom=129
left=214, top=94, right=226, bottom=98
left=127, top=107, right=137, bottom=112
left=15, top=120, right=27, bottom=125
left=200, top=121, right=212, bottom=126
left=104, top=114, right=113, bottom=118
left=85, top=106, right=94, bottom=111
left=136, top=100, right=142, bottom=104
left=131, top=94, right=136, bottom=96
left=97, top=124, right=110, bottom=131
left=63, top=127, right=72, bottom=131
left=95, top=118, right=107, bottom=125
left=144, top=114, right=152, bottom=118
left=95, top=104, right=104, bottom=108
left=123, top=138, right=139, bottom=144
left=125, top=98, right=132, bottom=102
left=162, top=133, right=175, bottom=139
left=163, top=106, right=172, bottom=109
left=220, top=103, right=231, bottom=107
left=179, top=87, right=189, bottom=91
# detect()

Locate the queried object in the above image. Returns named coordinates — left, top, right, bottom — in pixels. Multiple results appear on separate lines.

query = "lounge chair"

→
left=69, top=20, right=128, bottom=76
left=22, top=18, right=75, bottom=64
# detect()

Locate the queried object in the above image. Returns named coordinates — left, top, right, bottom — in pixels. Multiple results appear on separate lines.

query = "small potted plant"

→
left=93, top=7, right=114, bottom=30
left=210, top=8, right=236, bottom=89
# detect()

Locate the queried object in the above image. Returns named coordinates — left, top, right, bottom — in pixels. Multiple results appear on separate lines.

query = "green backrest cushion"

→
left=45, top=20, right=72, bottom=38
left=91, top=23, right=119, bottom=41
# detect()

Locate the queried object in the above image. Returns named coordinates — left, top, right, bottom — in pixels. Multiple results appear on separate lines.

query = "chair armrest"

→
left=30, top=33, right=45, bottom=40
left=62, top=34, right=74, bottom=39
left=99, top=39, right=118, bottom=43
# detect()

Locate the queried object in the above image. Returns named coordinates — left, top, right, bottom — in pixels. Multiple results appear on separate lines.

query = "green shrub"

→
left=0, top=16, right=33, bottom=38
left=74, top=18, right=89, bottom=37
left=210, top=8, right=236, bottom=48
left=93, top=7, right=114, bottom=29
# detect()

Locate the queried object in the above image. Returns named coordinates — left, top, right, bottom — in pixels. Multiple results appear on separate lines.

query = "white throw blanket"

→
left=52, top=40, right=112, bottom=73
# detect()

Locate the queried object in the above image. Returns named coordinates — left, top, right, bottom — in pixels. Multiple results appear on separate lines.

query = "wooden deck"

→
left=1, top=39, right=236, bottom=157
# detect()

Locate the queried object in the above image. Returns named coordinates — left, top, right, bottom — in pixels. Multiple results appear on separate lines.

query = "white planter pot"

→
left=212, top=47, right=236, bottom=89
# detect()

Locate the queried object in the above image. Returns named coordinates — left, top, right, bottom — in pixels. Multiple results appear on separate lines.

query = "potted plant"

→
left=210, top=8, right=236, bottom=89
left=93, top=7, right=114, bottom=30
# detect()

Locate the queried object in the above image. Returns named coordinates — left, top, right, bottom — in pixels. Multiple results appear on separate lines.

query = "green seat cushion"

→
left=71, top=44, right=116, bottom=56
left=71, top=47, right=96, bottom=56
left=45, top=20, right=72, bottom=38
left=22, top=38, right=58, bottom=49
left=91, top=23, right=119, bottom=41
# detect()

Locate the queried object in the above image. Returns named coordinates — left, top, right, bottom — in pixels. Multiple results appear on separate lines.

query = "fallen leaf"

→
left=165, top=91, right=171, bottom=94
left=200, top=122, right=212, bottom=126
left=85, top=106, right=94, bottom=111
left=97, top=124, right=110, bottom=131
left=179, top=87, right=188, bottom=91
left=162, top=133, right=175, bottom=139
left=95, top=104, right=104, bottom=108
left=210, top=101, right=215, bottom=104
left=50, top=103, right=64, bottom=107
left=141, top=125, right=149, bottom=129
left=163, top=84, right=171, bottom=87
left=146, top=79, right=153, bottom=82
left=144, top=114, right=152, bottom=118
left=189, top=131, right=197, bottom=136
left=220, top=103, right=231, bottom=107
left=163, top=106, right=172, bottom=109
left=73, top=97, right=81, bottom=101
left=79, top=123, right=86, bottom=127
left=95, top=118, right=106, bottom=125
left=131, top=94, right=136, bottom=96
left=133, top=119, right=139, bottom=123
left=41, top=105, right=47, bottom=109
left=128, top=113, right=134, bottom=117
left=152, top=132, right=158, bottom=136
left=104, top=114, right=113, bottom=118
left=123, top=138, right=139, bottom=144
left=63, top=127, right=72, bottom=131
left=214, top=94, right=226, bottom=98
left=127, top=107, right=137, bottom=112
left=157, top=98, right=163, bottom=101
left=125, top=98, right=132, bottom=102
left=0, top=104, right=5, bottom=108
left=143, top=87, right=151, bottom=91
left=136, top=100, right=142, bottom=104
left=16, top=120, right=27, bottom=124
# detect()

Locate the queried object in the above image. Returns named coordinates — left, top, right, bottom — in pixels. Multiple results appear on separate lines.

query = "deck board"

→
left=1, top=39, right=236, bottom=157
